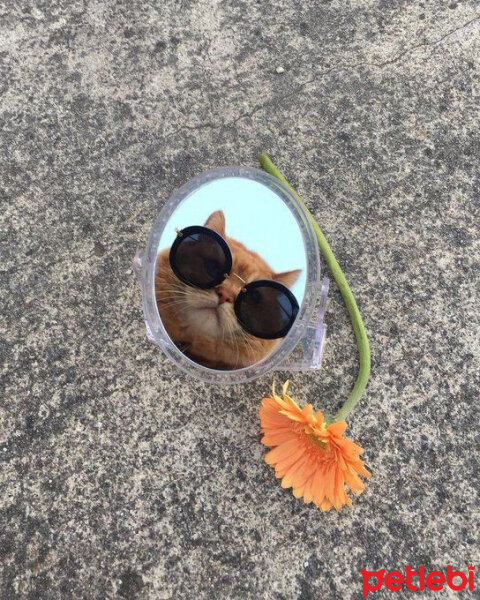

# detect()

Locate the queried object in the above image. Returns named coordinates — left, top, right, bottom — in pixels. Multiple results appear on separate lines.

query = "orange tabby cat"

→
left=155, top=210, right=301, bottom=370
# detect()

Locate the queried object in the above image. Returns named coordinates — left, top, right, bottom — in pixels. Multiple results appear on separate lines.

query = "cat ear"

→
left=273, top=269, right=301, bottom=288
left=204, top=210, right=226, bottom=236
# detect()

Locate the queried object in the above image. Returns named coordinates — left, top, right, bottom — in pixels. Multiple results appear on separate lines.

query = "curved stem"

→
left=259, top=153, right=371, bottom=421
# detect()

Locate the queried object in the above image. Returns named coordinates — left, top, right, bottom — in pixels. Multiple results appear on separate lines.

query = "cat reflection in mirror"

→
left=155, top=210, right=301, bottom=370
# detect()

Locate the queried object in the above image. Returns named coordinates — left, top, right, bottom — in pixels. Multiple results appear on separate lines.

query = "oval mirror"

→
left=151, top=168, right=316, bottom=372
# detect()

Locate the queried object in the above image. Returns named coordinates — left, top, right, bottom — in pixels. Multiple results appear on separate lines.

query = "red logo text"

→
left=361, top=565, right=475, bottom=597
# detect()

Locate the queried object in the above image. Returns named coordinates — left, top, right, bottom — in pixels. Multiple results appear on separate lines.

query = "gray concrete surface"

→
left=1, top=1, right=479, bottom=598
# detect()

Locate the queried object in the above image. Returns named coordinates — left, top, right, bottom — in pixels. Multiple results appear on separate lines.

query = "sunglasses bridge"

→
left=222, top=271, right=248, bottom=293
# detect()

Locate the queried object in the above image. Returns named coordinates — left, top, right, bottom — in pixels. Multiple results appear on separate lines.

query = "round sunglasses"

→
left=169, top=225, right=299, bottom=339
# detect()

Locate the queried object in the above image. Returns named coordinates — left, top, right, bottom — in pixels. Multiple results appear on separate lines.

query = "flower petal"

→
left=264, top=438, right=300, bottom=465
left=328, top=420, right=347, bottom=437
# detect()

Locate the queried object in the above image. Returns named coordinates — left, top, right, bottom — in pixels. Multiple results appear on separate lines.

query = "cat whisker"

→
left=243, top=335, right=256, bottom=363
left=245, top=335, right=258, bottom=364
left=157, top=283, right=190, bottom=293
left=158, top=293, right=190, bottom=299
left=165, top=281, right=212, bottom=294
left=158, top=296, right=188, bottom=303
left=220, top=314, right=232, bottom=343
left=220, top=312, right=227, bottom=347
left=224, top=314, right=237, bottom=341
left=225, top=318, right=240, bottom=368
left=226, top=316, right=240, bottom=368
left=157, top=292, right=190, bottom=300
left=157, top=300, right=189, bottom=310
left=157, top=286, right=191, bottom=294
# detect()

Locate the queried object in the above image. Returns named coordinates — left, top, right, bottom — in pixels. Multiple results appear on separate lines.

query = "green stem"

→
left=259, top=153, right=371, bottom=421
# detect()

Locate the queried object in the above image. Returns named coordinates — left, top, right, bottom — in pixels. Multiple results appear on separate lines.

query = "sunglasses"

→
left=169, top=225, right=299, bottom=340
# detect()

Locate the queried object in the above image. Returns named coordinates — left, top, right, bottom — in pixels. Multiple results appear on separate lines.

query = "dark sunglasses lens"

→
left=235, top=283, right=299, bottom=339
left=174, top=231, right=228, bottom=287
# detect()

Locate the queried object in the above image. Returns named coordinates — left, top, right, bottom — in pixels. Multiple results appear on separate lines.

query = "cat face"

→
left=156, top=210, right=301, bottom=369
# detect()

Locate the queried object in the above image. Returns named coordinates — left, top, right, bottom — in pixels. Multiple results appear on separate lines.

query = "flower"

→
left=259, top=381, right=371, bottom=511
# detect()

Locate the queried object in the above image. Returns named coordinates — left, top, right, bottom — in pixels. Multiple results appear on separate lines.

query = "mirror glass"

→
left=155, top=176, right=308, bottom=370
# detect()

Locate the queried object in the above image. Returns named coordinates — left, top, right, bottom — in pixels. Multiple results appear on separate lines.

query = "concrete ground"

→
left=1, top=1, right=479, bottom=598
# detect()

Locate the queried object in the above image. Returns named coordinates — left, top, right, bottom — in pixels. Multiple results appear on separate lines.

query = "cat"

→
left=155, top=210, right=301, bottom=370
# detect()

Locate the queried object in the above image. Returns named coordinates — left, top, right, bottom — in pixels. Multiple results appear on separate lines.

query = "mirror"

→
left=155, top=176, right=308, bottom=370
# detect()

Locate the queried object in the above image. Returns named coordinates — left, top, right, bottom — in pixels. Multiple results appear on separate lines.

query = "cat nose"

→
left=216, top=288, right=234, bottom=304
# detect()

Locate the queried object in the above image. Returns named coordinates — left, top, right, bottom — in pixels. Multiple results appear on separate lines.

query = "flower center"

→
left=306, top=433, right=328, bottom=449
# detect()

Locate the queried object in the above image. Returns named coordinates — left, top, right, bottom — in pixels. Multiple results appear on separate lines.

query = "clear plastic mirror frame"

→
left=133, top=166, right=327, bottom=384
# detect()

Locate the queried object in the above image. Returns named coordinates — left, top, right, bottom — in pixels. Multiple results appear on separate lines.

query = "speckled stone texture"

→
left=1, top=0, right=479, bottom=598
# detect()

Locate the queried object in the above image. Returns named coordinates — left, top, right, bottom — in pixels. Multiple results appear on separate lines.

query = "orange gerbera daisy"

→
left=260, top=382, right=371, bottom=511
